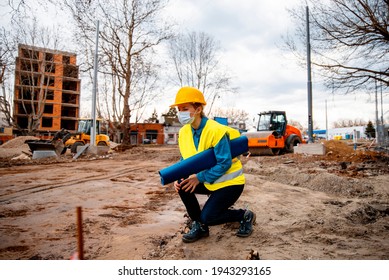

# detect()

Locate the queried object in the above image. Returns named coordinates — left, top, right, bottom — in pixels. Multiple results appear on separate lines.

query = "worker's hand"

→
left=180, top=174, right=200, bottom=193
left=174, top=179, right=184, bottom=193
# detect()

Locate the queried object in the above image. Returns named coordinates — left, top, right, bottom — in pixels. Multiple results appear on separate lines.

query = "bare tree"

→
left=144, top=108, right=159, bottom=123
left=16, top=44, right=58, bottom=134
left=286, top=0, right=389, bottom=94
left=353, top=118, right=368, bottom=126
left=288, top=119, right=304, bottom=131
left=332, top=118, right=367, bottom=128
left=0, top=12, right=62, bottom=134
left=60, top=0, right=172, bottom=145
left=332, top=120, right=343, bottom=128
left=211, top=107, right=249, bottom=126
left=169, top=31, right=238, bottom=114
left=0, top=27, right=15, bottom=127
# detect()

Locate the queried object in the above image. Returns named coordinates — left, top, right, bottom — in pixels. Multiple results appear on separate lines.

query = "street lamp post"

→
left=306, top=6, right=314, bottom=143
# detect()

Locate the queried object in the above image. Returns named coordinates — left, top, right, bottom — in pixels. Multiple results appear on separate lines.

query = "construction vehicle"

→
left=242, top=111, right=304, bottom=156
left=25, top=129, right=70, bottom=156
left=64, top=118, right=110, bottom=153
left=26, top=119, right=110, bottom=154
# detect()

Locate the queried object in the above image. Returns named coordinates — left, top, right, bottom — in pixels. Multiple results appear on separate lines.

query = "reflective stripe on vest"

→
left=209, top=168, right=243, bottom=184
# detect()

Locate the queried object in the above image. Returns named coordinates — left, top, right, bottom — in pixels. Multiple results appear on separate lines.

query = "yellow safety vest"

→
left=178, top=119, right=245, bottom=191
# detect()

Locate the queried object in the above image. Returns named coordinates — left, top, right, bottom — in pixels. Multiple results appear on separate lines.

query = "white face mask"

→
left=178, top=111, right=195, bottom=125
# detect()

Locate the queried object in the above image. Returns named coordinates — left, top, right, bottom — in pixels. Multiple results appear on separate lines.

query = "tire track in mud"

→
left=0, top=166, right=145, bottom=203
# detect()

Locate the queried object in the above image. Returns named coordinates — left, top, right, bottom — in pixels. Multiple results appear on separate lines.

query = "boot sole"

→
left=182, top=232, right=209, bottom=243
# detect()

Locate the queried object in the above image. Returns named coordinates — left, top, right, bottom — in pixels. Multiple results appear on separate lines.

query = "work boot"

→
left=236, top=210, right=256, bottom=237
left=182, top=221, right=209, bottom=243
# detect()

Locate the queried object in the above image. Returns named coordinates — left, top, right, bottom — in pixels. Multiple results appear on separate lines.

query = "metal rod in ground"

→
left=77, top=206, right=84, bottom=260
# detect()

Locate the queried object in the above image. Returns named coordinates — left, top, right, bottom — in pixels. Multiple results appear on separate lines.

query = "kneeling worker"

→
left=171, top=86, right=256, bottom=243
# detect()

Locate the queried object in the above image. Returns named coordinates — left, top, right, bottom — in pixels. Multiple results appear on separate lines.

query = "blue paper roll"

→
left=158, top=135, right=248, bottom=185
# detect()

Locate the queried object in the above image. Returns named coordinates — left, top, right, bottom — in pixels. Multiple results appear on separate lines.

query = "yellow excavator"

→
left=64, top=118, right=110, bottom=153
left=26, top=119, right=110, bottom=155
left=242, top=111, right=304, bottom=156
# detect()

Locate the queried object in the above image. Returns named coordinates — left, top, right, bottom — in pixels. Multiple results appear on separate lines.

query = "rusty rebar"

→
left=76, top=206, right=84, bottom=260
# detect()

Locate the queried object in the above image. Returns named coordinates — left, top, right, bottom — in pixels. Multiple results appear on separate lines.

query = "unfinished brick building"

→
left=13, top=44, right=80, bottom=135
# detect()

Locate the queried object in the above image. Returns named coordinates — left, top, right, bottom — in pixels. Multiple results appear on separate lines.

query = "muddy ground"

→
left=0, top=138, right=388, bottom=260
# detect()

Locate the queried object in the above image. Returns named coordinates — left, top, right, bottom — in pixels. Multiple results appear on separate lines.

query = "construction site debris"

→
left=246, top=249, right=260, bottom=260
left=11, top=153, right=31, bottom=161
left=294, top=142, right=326, bottom=155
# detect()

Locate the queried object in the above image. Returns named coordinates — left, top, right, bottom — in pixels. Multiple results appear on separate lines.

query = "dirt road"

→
left=0, top=141, right=388, bottom=260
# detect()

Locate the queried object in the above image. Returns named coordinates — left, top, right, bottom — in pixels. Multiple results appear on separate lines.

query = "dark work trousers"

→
left=178, top=183, right=245, bottom=226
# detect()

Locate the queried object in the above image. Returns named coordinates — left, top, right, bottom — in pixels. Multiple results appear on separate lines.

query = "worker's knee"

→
left=200, top=210, right=218, bottom=226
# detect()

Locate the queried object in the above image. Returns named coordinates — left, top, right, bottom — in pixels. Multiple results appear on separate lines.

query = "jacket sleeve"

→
left=196, top=133, right=232, bottom=184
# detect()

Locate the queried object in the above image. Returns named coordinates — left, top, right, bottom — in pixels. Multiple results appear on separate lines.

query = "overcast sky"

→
left=1, top=0, right=387, bottom=129
left=159, top=0, right=387, bottom=129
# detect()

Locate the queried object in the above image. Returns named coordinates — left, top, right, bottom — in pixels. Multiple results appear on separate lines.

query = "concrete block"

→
left=294, top=143, right=326, bottom=155
left=74, top=144, right=90, bottom=159
left=85, top=145, right=109, bottom=156
left=73, top=145, right=109, bottom=159
left=32, top=150, right=58, bottom=159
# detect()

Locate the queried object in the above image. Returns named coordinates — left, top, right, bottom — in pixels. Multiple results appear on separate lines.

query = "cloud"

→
left=160, top=0, right=387, bottom=129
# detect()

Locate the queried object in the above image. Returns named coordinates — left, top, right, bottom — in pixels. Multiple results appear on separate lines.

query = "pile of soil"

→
left=1, top=136, right=39, bottom=149
left=323, top=140, right=382, bottom=163
left=0, top=136, right=39, bottom=159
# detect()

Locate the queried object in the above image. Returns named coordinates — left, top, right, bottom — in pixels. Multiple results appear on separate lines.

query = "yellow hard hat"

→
left=170, top=86, right=207, bottom=107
